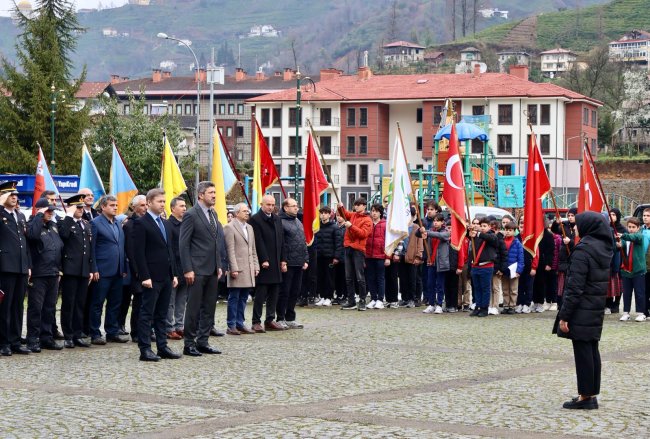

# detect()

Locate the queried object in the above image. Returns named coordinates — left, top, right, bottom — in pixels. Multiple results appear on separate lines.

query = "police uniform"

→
left=25, top=198, right=64, bottom=351
left=59, top=194, right=96, bottom=347
left=0, top=181, right=31, bottom=356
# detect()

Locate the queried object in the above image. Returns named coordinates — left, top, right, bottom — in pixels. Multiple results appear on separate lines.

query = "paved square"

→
left=0, top=306, right=647, bottom=438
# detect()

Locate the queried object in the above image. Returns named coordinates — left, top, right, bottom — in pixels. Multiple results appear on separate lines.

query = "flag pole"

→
left=397, top=122, right=431, bottom=256
left=450, top=119, right=477, bottom=262
left=253, top=116, right=287, bottom=198
left=216, top=124, right=252, bottom=208
left=306, top=118, right=342, bottom=206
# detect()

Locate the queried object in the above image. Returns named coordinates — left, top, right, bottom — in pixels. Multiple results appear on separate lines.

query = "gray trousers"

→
left=183, top=274, right=219, bottom=348
left=167, top=281, right=188, bottom=332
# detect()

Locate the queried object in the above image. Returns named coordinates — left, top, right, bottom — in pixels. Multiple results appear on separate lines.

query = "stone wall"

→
left=596, top=161, right=650, bottom=206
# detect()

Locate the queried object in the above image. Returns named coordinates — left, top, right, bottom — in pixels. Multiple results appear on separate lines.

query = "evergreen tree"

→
left=0, top=0, right=90, bottom=175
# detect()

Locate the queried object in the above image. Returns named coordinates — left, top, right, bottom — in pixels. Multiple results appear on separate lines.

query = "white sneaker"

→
left=514, top=305, right=523, bottom=314
left=322, top=298, right=332, bottom=307
left=423, top=305, right=435, bottom=314
left=487, top=307, right=499, bottom=315
left=522, top=304, right=531, bottom=314
left=635, top=313, right=647, bottom=322
left=277, top=320, right=289, bottom=329
left=315, top=298, right=325, bottom=306
left=434, top=305, right=443, bottom=314
left=367, top=300, right=376, bottom=309
left=534, top=304, right=544, bottom=313
left=620, top=313, right=630, bottom=321
left=549, top=303, right=558, bottom=311
left=285, top=320, right=304, bottom=329
left=389, top=302, right=400, bottom=309
left=374, top=301, right=384, bottom=309
left=604, top=307, right=611, bottom=315
left=542, top=302, right=551, bottom=311
left=247, top=295, right=252, bottom=303
left=469, top=303, right=476, bottom=311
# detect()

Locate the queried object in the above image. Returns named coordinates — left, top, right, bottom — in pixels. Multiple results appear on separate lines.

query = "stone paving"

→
left=0, top=305, right=648, bottom=438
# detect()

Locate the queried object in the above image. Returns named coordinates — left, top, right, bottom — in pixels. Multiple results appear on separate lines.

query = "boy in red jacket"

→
left=337, top=199, right=372, bottom=311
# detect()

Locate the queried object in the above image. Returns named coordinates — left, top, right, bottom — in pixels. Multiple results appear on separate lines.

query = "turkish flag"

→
left=522, top=135, right=552, bottom=257
left=441, top=123, right=467, bottom=250
left=303, top=134, right=329, bottom=246
left=577, top=146, right=604, bottom=213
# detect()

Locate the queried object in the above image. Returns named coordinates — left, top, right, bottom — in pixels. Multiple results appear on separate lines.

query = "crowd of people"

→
left=1, top=179, right=649, bottom=363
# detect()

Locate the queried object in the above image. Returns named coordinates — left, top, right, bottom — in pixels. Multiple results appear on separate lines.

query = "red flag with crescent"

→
left=522, top=135, right=552, bottom=257
left=441, top=123, right=467, bottom=250
left=577, top=145, right=604, bottom=213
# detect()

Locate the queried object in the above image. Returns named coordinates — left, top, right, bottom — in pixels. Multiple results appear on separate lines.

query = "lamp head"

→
left=157, top=32, right=168, bottom=39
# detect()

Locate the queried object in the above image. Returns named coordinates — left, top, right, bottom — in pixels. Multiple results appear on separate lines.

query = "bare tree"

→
left=473, top=0, right=478, bottom=35
left=450, top=0, right=456, bottom=40
left=388, top=0, right=399, bottom=42
left=461, top=0, right=468, bottom=38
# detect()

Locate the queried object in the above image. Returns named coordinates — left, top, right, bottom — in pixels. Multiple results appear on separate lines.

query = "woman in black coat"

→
left=554, top=211, right=613, bottom=410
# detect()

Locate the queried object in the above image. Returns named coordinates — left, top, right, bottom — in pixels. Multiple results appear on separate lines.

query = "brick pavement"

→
left=0, top=306, right=648, bottom=438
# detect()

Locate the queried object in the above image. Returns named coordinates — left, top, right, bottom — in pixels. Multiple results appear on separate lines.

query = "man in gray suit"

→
left=179, top=181, right=226, bottom=356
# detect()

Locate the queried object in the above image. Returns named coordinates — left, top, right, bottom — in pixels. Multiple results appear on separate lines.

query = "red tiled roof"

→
left=75, top=82, right=110, bottom=98
left=383, top=40, right=426, bottom=49
left=540, top=48, right=575, bottom=55
left=424, top=51, right=444, bottom=59
left=247, top=72, right=602, bottom=105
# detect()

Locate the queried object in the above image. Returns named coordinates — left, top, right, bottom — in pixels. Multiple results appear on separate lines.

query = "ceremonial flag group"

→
left=160, top=134, right=187, bottom=217
left=577, top=144, right=604, bottom=213
left=522, top=135, right=552, bottom=257
left=211, top=124, right=237, bottom=224
left=251, top=119, right=282, bottom=212
left=79, top=144, right=106, bottom=203
left=384, top=134, right=413, bottom=255
left=32, top=146, right=60, bottom=215
left=303, top=134, right=329, bottom=246
left=109, top=143, right=138, bottom=214
left=441, top=122, right=467, bottom=250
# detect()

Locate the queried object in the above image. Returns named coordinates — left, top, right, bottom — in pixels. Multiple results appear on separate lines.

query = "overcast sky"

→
left=0, top=0, right=128, bottom=16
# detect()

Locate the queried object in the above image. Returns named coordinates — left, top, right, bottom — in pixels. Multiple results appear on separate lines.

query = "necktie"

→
left=77, top=220, right=84, bottom=230
left=156, top=216, right=167, bottom=242
left=208, top=209, right=218, bottom=237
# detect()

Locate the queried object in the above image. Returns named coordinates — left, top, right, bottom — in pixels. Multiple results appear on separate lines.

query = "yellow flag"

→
left=161, top=135, right=187, bottom=217
left=211, top=124, right=236, bottom=224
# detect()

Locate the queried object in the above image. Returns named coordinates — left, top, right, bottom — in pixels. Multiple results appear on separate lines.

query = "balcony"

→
left=329, top=174, right=340, bottom=184
left=320, top=145, right=340, bottom=158
left=310, top=117, right=340, bottom=130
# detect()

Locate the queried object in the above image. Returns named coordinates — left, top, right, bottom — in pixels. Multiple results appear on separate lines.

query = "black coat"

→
left=58, top=216, right=95, bottom=277
left=333, top=222, right=346, bottom=261
left=249, top=210, right=285, bottom=284
left=133, top=213, right=176, bottom=282
left=314, top=220, right=337, bottom=259
left=279, top=211, right=309, bottom=267
left=0, top=208, right=30, bottom=274
left=554, top=212, right=613, bottom=341
left=81, top=207, right=98, bottom=222
left=537, top=229, right=555, bottom=270
left=26, top=214, right=63, bottom=277
left=495, top=231, right=508, bottom=272
left=122, top=213, right=142, bottom=292
left=168, top=215, right=183, bottom=277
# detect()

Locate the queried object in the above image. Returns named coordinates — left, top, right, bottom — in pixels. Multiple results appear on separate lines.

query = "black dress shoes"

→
left=106, top=334, right=130, bottom=343
left=53, top=330, right=65, bottom=340
left=158, top=346, right=182, bottom=359
left=1, top=346, right=12, bottom=356
left=63, top=340, right=75, bottom=349
left=73, top=338, right=91, bottom=348
left=118, top=326, right=129, bottom=336
left=139, top=349, right=161, bottom=362
left=11, top=345, right=31, bottom=355
left=27, top=342, right=41, bottom=353
left=210, top=327, right=225, bottom=337
left=563, top=396, right=598, bottom=410
left=183, top=346, right=203, bottom=357
left=197, top=344, right=222, bottom=354
left=41, top=340, right=63, bottom=350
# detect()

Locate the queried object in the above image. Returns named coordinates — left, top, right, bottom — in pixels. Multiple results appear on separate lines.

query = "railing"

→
left=329, top=174, right=340, bottom=184
left=552, top=192, right=639, bottom=215
left=321, top=145, right=340, bottom=156
left=311, top=117, right=340, bottom=127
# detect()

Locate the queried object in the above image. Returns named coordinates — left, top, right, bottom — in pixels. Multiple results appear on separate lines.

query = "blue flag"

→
left=80, top=144, right=106, bottom=202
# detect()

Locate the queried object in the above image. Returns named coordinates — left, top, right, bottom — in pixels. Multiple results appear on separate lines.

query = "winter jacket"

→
left=314, top=220, right=337, bottom=259
left=503, top=236, right=524, bottom=277
left=365, top=219, right=389, bottom=259
left=394, top=224, right=423, bottom=264
left=537, top=229, right=555, bottom=270
left=555, top=211, right=613, bottom=341
left=551, top=233, right=562, bottom=270
left=468, top=231, right=498, bottom=267
left=517, top=234, right=539, bottom=274
left=333, top=223, right=346, bottom=261
left=279, top=211, right=309, bottom=267
left=415, top=226, right=450, bottom=272
left=494, top=231, right=508, bottom=273
left=339, top=207, right=372, bottom=253
left=26, top=214, right=63, bottom=277
left=620, top=231, right=646, bottom=277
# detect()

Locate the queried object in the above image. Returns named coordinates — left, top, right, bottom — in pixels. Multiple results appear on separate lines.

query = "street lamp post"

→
left=158, top=32, right=201, bottom=201
left=293, top=68, right=315, bottom=200
left=50, top=84, right=65, bottom=174
left=206, top=63, right=225, bottom=179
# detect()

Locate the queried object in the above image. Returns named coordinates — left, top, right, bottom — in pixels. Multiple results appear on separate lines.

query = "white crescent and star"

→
left=445, top=154, right=463, bottom=189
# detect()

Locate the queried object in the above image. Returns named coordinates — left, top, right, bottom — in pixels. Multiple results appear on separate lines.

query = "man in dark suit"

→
left=249, top=194, right=286, bottom=332
left=133, top=189, right=181, bottom=361
left=58, top=194, right=95, bottom=348
left=79, top=188, right=99, bottom=222
left=0, top=181, right=31, bottom=356
left=179, top=181, right=226, bottom=356
left=89, top=195, right=129, bottom=345
left=167, top=196, right=187, bottom=339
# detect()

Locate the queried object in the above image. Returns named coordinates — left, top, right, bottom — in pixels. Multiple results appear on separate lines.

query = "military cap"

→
left=64, top=193, right=86, bottom=206
left=0, top=180, right=19, bottom=195
left=34, top=198, right=59, bottom=211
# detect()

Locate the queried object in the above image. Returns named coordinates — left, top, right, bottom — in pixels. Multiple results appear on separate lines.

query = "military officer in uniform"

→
left=59, top=194, right=95, bottom=348
left=26, top=198, right=65, bottom=352
left=0, top=181, right=31, bottom=356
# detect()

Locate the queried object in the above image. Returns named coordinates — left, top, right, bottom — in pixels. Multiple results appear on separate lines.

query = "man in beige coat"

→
left=224, top=203, right=259, bottom=335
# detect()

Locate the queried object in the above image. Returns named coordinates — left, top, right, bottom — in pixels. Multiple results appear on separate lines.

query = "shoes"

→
left=27, top=342, right=41, bottom=353
left=470, top=308, right=480, bottom=317
left=477, top=308, right=489, bottom=317
left=53, top=330, right=65, bottom=340
left=549, top=303, right=558, bottom=311
left=322, top=298, right=332, bottom=307
left=197, top=344, right=222, bottom=354
left=175, top=328, right=185, bottom=337
left=11, top=345, right=30, bottom=355
left=315, top=298, right=325, bottom=306
left=277, top=320, right=289, bottom=330
left=461, top=305, right=470, bottom=312
left=41, top=339, right=63, bottom=350
left=297, top=298, right=309, bottom=307
left=610, top=307, right=619, bottom=314
left=183, top=346, right=202, bottom=357
left=367, top=300, right=377, bottom=309
left=308, top=297, right=317, bottom=305
left=64, top=340, right=75, bottom=349
left=635, top=313, right=647, bottom=322
left=487, top=307, right=499, bottom=316
left=252, top=323, right=266, bottom=333
left=210, top=328, right=225, bottom=337
left=535, top=304, right=545, bottom=313
left=226, top=327, right=241, bottom=335
left=237, top=325, right=255, bottom=334
left=158, top=346, right=182, bottom=359
left=503, top=308, right=515, bottom=315
left=118, top=326, right=129, bottom=336
left=357, top=301, right=367, bottom=311
left=604, top=308, right=612, bottom=315
left=562, top=396, right=598, bottom=410
left=620, top=313, right=630, bottom=321
left=331, top=298, right=341, bottom=305
left=398, top=300, right=409, bottom=307
left=139, top=348, right=161, bottom=362
left=106, top=334, right=130, bottom=343
left=405, top=300, right=415, bottom=308
left=543, top=302, right=551, bottom=311
left=469, top=303, right=476, bottom=311
left=285, top=321, right=304, bottom=329
left=167, top=331, right=182, bottom=340
left=264, top=321, right=285, bottom=331
left=374, top=301, right=385, bottom=309
left=341, top=302, right=357, bottom=310
left=91, top=336, right=106, bottom=345
left=423, top=305, right=435, bottom=314
left=446, top=307, right=458, bottom=313
left=522, top=305, right=531, bottom=314
left=0, top=346, right=11, bottom=356
left=389, top=302, right=400, bottom=309
left=413, top=299, right=422, bottom=308
left=514, top=305, right=523, bottom=314
left=73, top=338, right=91, bottom=348
left=434, top=305, right=443, bottom=314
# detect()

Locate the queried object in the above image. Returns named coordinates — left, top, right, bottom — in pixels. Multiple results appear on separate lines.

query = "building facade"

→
left=609, top=30, right=650, bottom=67
left=540, top=48, right=577, bottom=77
left=383, top=41, right=426, bottom=67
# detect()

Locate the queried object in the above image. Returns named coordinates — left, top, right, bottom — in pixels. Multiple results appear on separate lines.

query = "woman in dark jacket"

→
left=554, top=211, right=613, bottom=410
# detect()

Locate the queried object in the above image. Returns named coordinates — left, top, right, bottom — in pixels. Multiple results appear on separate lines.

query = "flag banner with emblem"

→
left=32, top=146, right=60, bottom=215
left=110, top=142, right=138, bottom=214
left=211, top=124, right=237, bottom=224
left=441, top=123, right=467, bottom=250
left=303, top=133, right=329, bottom=246
left=80, top=144, right=106, bottom=203
left=577, top=144, right=604, bottom=213
left=251, top=119, right=281, bottom=213
left=160, top=134, right=187, bottom=217
left=385, top=134, right=413, bottom=255
left=522, top=134, right=552, bottom=257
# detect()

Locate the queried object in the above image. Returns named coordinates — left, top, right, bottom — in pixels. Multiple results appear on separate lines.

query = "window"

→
left=272, top=108, right=282, bottom=127
left=358, top=192, right=368, bottom=203
left=142, top=105, right=148, bottom=115
left=261, top=108, right=270, bottom=127
left=498, top=164, right=513, bottom=176
left=591, top=110, right=597, bottom=128
left=497, top=134, right=512, bottom=154
left=540, top=104, right=550, bottom=125
left=217, top=103, right=224, bottom=115
left=123, top=104, right=130, bottom=115
left=274, top=165, right=281, bottom=177
left=347, top=108, right=356, bottom=126
left=168, top=104, right=173, bottom=114
left=228, top=103, right=235, bottom=115
left=320, top=108, right=332, bottom=126
left=193, top=104, right=197, bottom=115
left=359, top=136, right=367, bottom=154
left=416, top=108, right=423, bottom=123
left=416, top=136, right=423, bottom=151
left=415, top=164, right=424, bottom=170
left=236, top=149, right=244, bottom=161
left=236, top=126, right=244, bottom=137
left=289, top=108, right=301, bottom=127
left=527, top=104, right=537, bottom=125
left=359, top=165, right=369, bottom=184
left=151, top=104, right=168, bottom=115
left=226, top=127, right=233, bottom=137
left=213, top=103, right=217, bottom=115
left=289, top=164, right=302, bottom=177
left=359, top=108, right=368, bottom=127
left=237, top=104, right=244, bottom=115
left=175, top=104, right=182, bottom=115
left=433, top=105, right=442, bottom=125
left=264, top=137, right=270, bottom=148
left=540, top=134, right=550, bottom=155
left=320, top=136, right=332, bottom=154
left=347, top=136, right=356, bottom=155
left=272, top=137, right=281, bottom=156
left=471, top=139, right=483, bottom=154
left=347, top=193, right=356, bottom=209
left=591, top=138, right=597, bottom=154
left=583, top=108, right=589, bottom=125
left=498, top=104, right=513, bottom=125
left=289, top=136, right=302, bottom=155
left=347, top=165, right=356, bottom=184
left=472, top=105, right=485, bottom=116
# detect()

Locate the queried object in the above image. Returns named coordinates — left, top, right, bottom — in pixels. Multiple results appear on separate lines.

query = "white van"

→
left=466, top=206, right=512, bottom=221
